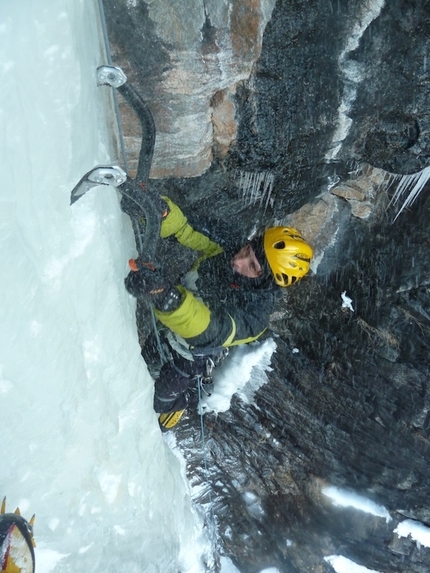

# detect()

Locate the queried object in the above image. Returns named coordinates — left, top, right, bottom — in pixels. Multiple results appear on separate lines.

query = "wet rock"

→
left=104, top=1, right=430, bottom=571
left=211, top=88, right=238, bottom=160
left=343, top=2, right=430, bottom=174
left=103, top=0, right=276, bottom=177
left=388, top=531, right=414, bottom=557
left=332, top=184, right=366, bottom=203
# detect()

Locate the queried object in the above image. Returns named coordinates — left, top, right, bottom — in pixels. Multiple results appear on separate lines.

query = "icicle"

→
left=390, top=165, right=430, bottom=221
left=236, top=170, right=275, bottom=211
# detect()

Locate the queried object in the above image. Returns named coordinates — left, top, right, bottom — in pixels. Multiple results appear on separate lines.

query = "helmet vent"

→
left=264, top=226, right=312, bottom=287
left=275, top=272, right=298, bottom=286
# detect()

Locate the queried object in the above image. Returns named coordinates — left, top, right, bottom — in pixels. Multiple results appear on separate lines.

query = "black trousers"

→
left=153, top=353, right=204, bottom=413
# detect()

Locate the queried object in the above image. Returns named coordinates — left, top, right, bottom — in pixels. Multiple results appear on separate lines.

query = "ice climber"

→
left=124, top=204, right=313, bottom=430
left=71, top=65, right=314, bottom=431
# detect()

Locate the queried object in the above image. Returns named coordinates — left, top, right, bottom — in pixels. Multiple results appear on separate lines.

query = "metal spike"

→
left=1, top=497, right=5, bottom=514
left=14, top=507, right=21, bottom=515
left=29, top=514, right=36, bottom=546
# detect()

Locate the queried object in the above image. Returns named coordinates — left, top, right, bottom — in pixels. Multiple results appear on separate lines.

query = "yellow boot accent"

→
left=158, top=410, right=186, bottom=432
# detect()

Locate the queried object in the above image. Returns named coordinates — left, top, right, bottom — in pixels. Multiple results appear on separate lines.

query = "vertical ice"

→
left=0, top=1, right=208, bottom=571
left=389, top=165, right=430, bottom=221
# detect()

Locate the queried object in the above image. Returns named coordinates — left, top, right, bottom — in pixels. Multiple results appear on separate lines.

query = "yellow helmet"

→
left=263, top=227, right=313, bottom=287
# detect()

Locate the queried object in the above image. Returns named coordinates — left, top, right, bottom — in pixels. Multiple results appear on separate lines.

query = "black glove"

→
left=125, top=267, right=183, bottom=312
left=125, top=266, right=169, bottom=298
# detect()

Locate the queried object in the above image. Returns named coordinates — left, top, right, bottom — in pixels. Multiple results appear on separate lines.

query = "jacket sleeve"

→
left=160, top=197, right=223, bottom=262
left=154, top=287, right=279, bottom=349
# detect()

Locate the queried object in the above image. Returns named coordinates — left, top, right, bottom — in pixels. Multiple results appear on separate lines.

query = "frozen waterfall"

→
left=0, top=1, right=210, bottom=571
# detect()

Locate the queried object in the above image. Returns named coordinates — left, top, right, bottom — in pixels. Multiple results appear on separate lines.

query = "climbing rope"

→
left=196, top=377, right=218, bottom=544
left=149, top=305, right=169, bottom=365
left=96, top=0, right=128, bottom=172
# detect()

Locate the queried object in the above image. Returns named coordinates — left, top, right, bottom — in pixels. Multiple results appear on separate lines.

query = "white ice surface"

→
left=200, top=338, right=277, bottom=414
left=323, top=486, right=392, bottom=523
left=325, top=555, right=381, bottom=573
left=219, top=556, right=241, bottom=572
left=0, top=1, right=209, bottom=571
left=341, top=291, right=354, bottom=312
left=394, top=519, right=430, bottom=548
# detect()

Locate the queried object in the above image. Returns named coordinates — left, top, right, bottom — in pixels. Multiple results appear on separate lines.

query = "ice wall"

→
left=0, top=1, right=207, bottom=571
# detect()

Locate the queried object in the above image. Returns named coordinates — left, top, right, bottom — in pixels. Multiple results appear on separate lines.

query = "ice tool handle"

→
left=118, top=177, right=165, bottom=271
left=70, top=66, right=163, bottom=269
left=95, top=67, right=155, bottom=186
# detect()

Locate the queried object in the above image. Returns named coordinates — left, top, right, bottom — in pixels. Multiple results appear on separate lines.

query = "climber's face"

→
left=232, top=244, right=262, bottom=278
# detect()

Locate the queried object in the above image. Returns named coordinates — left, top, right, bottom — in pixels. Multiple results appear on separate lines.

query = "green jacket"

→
left=154, top=198, right=282, bottom=350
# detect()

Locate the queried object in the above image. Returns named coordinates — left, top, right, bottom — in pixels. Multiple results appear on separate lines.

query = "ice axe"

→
left=70, top=67, right=164, bottom=271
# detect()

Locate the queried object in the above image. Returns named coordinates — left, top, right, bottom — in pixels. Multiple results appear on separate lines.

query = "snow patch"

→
left=323, top=486, right=391, bottom=522
left=325, top=555, right=381, bottom=573
left=201, top=338, right=276, bottom=414
left=341, top=291, right=354, bottom=312
left=394, top=519, right=430, bottom=548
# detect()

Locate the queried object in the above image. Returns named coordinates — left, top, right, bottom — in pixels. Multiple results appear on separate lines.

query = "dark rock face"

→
left=232, top=0, right=430, bottom=216
left=103, top=0, right=277, bottom=177
left=345, top=0, right=430, bottom=174
left=232, top=0, right=346, bottom=212
left=104, top=0, right=430, bottom=571
left=177, top=190, right=430, bottom=573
